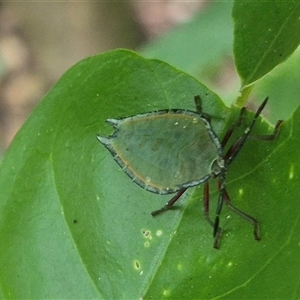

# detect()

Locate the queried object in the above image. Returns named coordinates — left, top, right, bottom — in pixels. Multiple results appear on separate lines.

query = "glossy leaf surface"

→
left=233, top=1, right=300, bottom=87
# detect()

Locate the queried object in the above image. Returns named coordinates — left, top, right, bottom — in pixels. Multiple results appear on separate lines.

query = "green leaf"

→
left=0, top=50, right=224, bottom=299
left=253, top=48, right=300, bottom=123
left=0, top=50, right=299, bottom=299
left=233, top=0, right=300, bottom=87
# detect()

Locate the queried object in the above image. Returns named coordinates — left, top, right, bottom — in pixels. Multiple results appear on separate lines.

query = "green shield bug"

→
left=97, top=96, right=282, bottom=249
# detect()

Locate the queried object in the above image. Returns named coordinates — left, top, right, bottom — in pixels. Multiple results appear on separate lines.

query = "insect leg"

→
left=202, top=182, right=222, bottom=249
left=249, top=119, right=283, bottom=141
left=223, top=190, right=260, bottom=241
left=203, top=182, right=214, bottom=227
left=151, top=188, right=188, bottom=216
left=221, top=106, right=246, bottom=148
left=224, top=99, right=282, bottom=165
left=224, top=97, right=270, bottom=165
left=215, top=169, right=260, bottom=241
left=194, top=95, right=203, bottom=114
left=194, top=95, right=211, bottom=121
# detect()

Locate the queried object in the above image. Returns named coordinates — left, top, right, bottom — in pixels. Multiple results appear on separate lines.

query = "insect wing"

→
left=99, top=111, right=218, bottom=194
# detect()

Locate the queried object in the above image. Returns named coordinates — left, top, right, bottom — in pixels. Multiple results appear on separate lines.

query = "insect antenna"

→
left=224, top=97, right=268, bottom=166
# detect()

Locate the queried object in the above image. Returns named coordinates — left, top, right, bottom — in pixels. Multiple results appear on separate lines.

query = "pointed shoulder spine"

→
left=106, top=118, right=121, bottom=128
left=97, top=135, right=111, bottom=146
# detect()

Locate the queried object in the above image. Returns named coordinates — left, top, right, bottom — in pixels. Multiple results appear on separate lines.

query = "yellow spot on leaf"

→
left=177, top=263, right=183, bottom=271
left=134, top=260, right=141, bottom=270
left=289, top=164, right=294, bottom=179
left=156, top=230, right=163, bottom=237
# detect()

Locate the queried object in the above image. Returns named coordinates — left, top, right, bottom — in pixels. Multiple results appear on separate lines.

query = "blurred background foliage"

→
left=0, top=1, right=299, bottom=153
left=0, top=1, right=202, bottom=151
